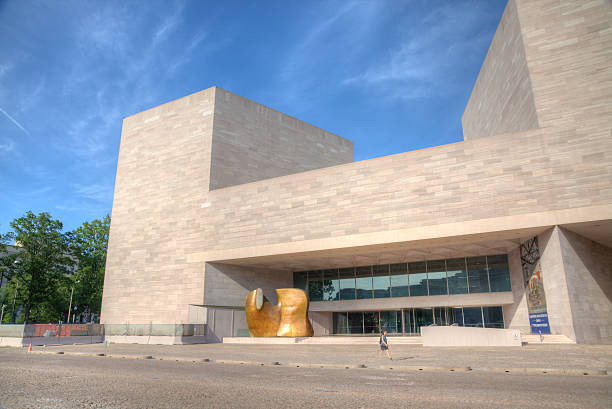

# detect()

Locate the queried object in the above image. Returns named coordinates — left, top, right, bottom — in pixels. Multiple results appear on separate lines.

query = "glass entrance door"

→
left=413, top=308, right=434, bottom=334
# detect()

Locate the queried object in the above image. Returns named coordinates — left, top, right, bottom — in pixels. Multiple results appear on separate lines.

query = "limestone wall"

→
left=209, top=88, right=353, bottom=190
left=101, top=88, right=216, bottom=325
left=462, top=0, right=538, bottom=140
left=558, top=228, right=612, bottom=343
left=538, top=227, right=577, bottom=340
left=503, top=247, right=530, bottom=333
left=203, top=263, right=292, bottom=307
left=202, top=126, right=612, bottom=252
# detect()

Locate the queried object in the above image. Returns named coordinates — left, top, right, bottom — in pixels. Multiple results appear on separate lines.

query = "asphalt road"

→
left=0, top=350, right=610, bottom=409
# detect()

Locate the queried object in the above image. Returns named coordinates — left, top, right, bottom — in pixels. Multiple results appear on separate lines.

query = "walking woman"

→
left=379, top=330, right=392, bottom=360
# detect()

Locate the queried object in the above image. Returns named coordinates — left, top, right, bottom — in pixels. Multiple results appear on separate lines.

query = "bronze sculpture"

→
left=245, top=288, right=314, bottom=337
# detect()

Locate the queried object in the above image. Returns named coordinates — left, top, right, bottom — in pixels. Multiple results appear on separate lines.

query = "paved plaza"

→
left=1, top=345, right=611, bottom=409
left=10, top=342, right=612, bottom=373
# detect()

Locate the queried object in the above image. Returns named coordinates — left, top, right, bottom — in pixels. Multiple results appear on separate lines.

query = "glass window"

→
left=338, top=267, right=356, bottom=300
left=404, top=309, right=413, bottom=334
left=483, top=306, right=504, bottom=328
left=355, top=266, right=373, bottom=299
left=487, top=255, right=512, bottom=292
left=293, top=271, right=308, bottom=293
left=427, top=260, right=448, bottom=295
left=333, top=312, right=348, bottom=334
left=363, top=311, right=379, bottom=334
left=308, top=271, right=323, bottom=302
left=463, top=307, right=483, bottom=327
left=323, top=269, right=339, bottom=301
left=414, top=308, right=434, bottom=334
left=390, top=263, right=409, bottom=298
left=467, top=257, right=489, bottom=293
left=447, top=258, right=468, bottom=294
left=348, top=312, right=363, bottom=334
left=408, top=262, right=428, bottom=296
left=380, top=311, right=397, bottom=333
left=433, top=307, right=447, bottom=326
left=450, top=307, right=464, bottom=326
left=373, top=265, right=390, bottom=298
left=395, top=310, right=403, bottom=334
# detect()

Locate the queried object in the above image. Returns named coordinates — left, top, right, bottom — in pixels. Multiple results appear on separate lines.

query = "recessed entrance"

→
left=332, top=306, right=504, bottom=335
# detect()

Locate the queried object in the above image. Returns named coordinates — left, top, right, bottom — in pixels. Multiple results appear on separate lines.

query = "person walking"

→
left=379, top=330, right=392, bottom=360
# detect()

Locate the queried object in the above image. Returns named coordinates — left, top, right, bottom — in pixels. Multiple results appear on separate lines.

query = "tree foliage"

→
left=0, top=212, right=110, bottom=324
left=0, top=212, right=73, bottom=323
left=69, top=214, right=110, bottom=322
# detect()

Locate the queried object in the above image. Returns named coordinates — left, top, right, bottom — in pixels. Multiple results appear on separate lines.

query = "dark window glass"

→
left=308, top=270, right=323, bottom=302
left=463, top=307, right=483, bottom=327
left=483, top=306, right=505, bottom=328
left=323, top=269, right=339, bottom=301
left=447, top=258, right=468, bottom=294
left=404, top=309, right=413, bottom=334
left=487, top=255, right=512, bottom=292
left=414, top=308, right=434, bottom=334
left=390, top=263, right=409, bottom=297
left=363, top=311, right=379, bottom=334
left=293, top=271, right=308, bottom=293
left=355, top=266, right=373, bottom=299
left=348, top=312, right=363, bottom=334
left=450, top=307, right=464, bottom=326
left=408, top=262, right=428, bottom=296
left=395, top=310, right=403, bottom=333
left=373, top=265, right=391, bottom=298
left=427, top=260, right=448, bottom=295
left=338, top=267, right=356, bottom=300
left=433, top=307, right=447, bottom=326
left=380, top=311, right=397, bottom=333
left=333, top=312, right=348, bottom=334
left=467, top=257, right=489, bottom=293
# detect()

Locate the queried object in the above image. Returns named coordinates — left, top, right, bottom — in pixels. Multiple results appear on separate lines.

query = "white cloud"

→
left=0, top=138, right=15, bottom=154
left=18, top=78, right=46, bottom=113
left=274, top=1, right=382, bottom=110
left=74, top=183, right=114, bottom=202
left=0, top=63, right=14, bottom=79
left=0, top=107, right=30, bottom=136
left=152, top=3, right=185, bottom=46
left=341, top=1, right=499, bottom=100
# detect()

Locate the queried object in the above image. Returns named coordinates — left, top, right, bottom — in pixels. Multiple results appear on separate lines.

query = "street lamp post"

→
left=67, top=286, right=74, bottom=324
left=66, top=280, right=80, bottom=324
left=11, top=279, right=19, bottom=324
left=11, top=259, right=19, bottom=324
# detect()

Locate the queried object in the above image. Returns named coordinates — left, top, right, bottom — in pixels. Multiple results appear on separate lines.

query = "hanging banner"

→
left=520, top=237, right=551, bottom=334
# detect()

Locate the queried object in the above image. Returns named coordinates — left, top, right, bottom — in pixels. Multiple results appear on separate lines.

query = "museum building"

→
left=100, top=0, right=612, bottom=344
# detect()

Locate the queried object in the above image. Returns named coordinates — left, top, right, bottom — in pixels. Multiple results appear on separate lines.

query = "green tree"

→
left=69, top=214, right=110, bottom=323
left=0, top=212, right=74, bottom=323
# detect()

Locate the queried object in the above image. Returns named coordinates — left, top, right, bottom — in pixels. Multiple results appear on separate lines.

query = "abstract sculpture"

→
left=245, top=288, right=314, bottom=337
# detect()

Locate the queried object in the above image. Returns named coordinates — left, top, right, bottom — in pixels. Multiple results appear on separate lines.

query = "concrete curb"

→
left=481, top=367, right=608, bottom=376
left=63, top=352, right=105, bottom=357
left=156, top=356, right=208, bottom=363
left=380, top=365, right=471, bottom=372
left=24, top=351, right=609, bottom=376
left=108, top=354, right=154, bottom=360
left=287, top=362, right=366, bottom=369
left=215, top=359, right=280, bottom=366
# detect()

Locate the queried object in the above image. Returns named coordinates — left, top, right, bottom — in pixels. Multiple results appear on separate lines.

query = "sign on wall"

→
left=520, top=237, right=551, bottom=334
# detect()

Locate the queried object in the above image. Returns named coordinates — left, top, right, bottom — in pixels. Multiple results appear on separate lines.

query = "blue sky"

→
left=0, top=0, right=507, bottom=233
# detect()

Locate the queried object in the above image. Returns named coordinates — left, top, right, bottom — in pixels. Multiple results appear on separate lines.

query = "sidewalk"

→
left=19, top=342, right=612, bottom=374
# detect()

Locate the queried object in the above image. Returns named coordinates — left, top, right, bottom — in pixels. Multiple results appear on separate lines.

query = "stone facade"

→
left=101, top=0, right=612, bottom=343
left=210, top=88, right=353, bottom=190
left=101, top=87, right=353, bottom=325
left=462, top=0, right=538, bottom=140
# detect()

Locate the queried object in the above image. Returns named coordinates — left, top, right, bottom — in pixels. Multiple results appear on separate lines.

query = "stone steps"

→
left=522, top=334, right=575, bottom=344
left=223, top=336, right=423, bottom=345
